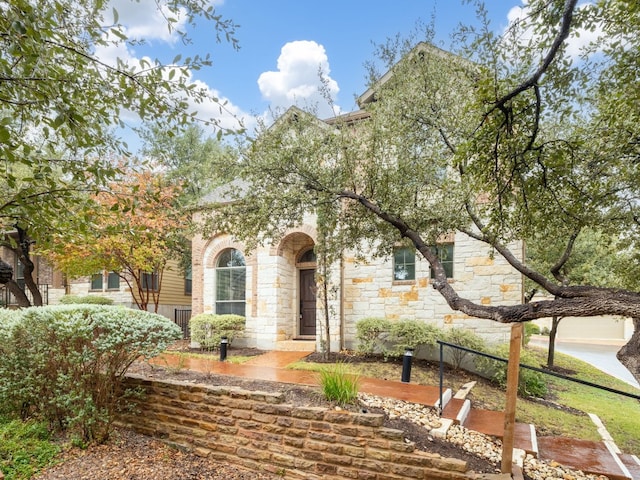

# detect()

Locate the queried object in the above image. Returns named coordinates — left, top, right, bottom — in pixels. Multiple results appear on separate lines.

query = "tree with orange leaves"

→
left=45, top=166, right=186, bottom=313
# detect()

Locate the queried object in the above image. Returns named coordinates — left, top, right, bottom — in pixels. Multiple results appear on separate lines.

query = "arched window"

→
left=216, top=248, right=246, bottom=316
left=299, top=248, right=317, bottom=264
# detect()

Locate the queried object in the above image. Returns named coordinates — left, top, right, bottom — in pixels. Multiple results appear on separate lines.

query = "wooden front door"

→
left=299, top=269, right=317, bottom=336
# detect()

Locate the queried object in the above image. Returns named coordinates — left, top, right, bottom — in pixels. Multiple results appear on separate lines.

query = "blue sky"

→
left=101, top=0, right=574, bottom=148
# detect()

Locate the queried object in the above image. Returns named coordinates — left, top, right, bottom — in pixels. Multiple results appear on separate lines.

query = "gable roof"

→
left=356, top=42, right=470, bottom=107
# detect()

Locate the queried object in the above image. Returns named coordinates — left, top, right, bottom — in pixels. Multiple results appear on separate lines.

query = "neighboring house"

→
left=61, top=259, right=192, bottom=320
left=1, top=244, right=191, bottom=322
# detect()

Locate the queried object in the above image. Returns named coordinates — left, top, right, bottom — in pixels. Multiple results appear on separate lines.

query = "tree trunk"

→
left=617, top=317, right=640, bottom=385
left=547, top=316, right=562, bottom=368
left=0, top=258, right=31, bottom=307
left=15, top=225, right=42, bottom=306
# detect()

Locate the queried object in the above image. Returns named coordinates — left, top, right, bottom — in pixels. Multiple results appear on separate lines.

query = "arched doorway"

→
left=297, top=248, right=317, bottom=337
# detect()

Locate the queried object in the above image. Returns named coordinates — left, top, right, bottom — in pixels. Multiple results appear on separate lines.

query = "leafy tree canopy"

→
left=41, top=166, right=186, bottom=312
left=204, top=0, right=640, bottom=380
left=1, top=0, right=238, bottom=237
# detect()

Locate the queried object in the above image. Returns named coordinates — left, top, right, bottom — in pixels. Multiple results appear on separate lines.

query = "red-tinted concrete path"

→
left=152, top=351, right=637, bottom=479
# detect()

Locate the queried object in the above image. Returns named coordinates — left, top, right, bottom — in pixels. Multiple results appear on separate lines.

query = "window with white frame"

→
left=393, top=247, right=416, bottom=281
left=215, top=248, right=246, bottom=316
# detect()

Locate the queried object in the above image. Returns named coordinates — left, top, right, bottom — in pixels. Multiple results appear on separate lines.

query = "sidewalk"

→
left=153, top=351, right=638, bottom=480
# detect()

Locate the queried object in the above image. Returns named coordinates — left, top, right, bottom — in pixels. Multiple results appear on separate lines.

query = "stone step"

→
left=274, top=340, right=316, bottom=352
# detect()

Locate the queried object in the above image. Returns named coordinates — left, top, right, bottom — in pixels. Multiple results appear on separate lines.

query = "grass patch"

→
left=0, top=416, right=60, bottom=480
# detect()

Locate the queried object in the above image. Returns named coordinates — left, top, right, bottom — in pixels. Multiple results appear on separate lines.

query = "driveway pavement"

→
left=529, top=336, right=639, bottom=388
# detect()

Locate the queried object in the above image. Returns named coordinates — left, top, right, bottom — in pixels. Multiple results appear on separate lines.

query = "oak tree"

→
left=206, top=0, right=640, bottom=382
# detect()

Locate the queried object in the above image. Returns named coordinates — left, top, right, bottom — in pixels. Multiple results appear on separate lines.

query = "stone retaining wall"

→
left=120, top=374, right=473, bottom=480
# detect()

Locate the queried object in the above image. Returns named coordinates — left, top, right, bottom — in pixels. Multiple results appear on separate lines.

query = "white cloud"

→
left=107, top=0, right=188, bottom=43
left=504, top=2, right=604, bottom=62
left=95, top=0, right=250, bottom=149
left=258, top=40, right=341, bottom=119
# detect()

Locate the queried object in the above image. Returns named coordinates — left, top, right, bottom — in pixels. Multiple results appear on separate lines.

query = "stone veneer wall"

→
left=120, top=375, right=472, bottom=480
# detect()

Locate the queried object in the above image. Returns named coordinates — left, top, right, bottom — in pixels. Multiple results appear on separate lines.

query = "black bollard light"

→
left=220, top=336, right=228, bottom=361
left=401, top=347, right=414, bottom=383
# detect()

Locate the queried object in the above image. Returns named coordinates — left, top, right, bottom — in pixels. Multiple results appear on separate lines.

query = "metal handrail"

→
left=437, top=339, right=640, bottom=416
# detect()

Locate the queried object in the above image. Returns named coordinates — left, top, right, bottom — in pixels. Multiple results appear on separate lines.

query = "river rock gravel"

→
left=358, top=393, right=609, bottom=480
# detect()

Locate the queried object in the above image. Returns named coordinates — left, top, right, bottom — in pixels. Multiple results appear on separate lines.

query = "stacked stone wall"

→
left=120, top=375, right=472, bottom=480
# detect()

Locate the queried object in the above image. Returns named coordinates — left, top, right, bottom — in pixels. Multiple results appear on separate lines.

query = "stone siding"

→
left=120, top=375, right=472, bottom=480
left=192, top=222, right=522, bottom=350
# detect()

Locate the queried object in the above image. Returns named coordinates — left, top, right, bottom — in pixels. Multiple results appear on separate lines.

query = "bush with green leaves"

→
left=523, top=322, right=541, bottom=345
left=478, top=344, right=548, bottom=398
left=0, top=305, right=181, bottom=443
left=355, top=317, right=392, bottom=355
left=442, top=327, right=487, bottom=370
left=190, top=313, right=246, bottom=349
left=59, top=294, right=114, bottom=305
left=388, top=319, right=440, bottom=358
left=318, top=362, right=360, bottom=405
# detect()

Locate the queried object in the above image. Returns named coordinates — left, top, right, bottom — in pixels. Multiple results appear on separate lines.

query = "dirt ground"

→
left=34, top=348, right=502, bottom=479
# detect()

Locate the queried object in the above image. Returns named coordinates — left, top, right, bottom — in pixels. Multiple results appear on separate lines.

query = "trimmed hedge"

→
left=59, top=294, right=114, bottom=305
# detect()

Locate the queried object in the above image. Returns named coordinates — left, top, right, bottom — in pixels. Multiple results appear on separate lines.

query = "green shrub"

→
left=355, top=317, right=392, bottom=355
left=388, top=319, right=440, bottom=358
left=442, top=327, right=487, bottom=370
left=318, top=362, right=360, bottom=405
left=59, top=295, right=114, bottom=305
left=479, top=344, right=548, bottom=398
left=0, top=305, right=181, bottom=443
left=190, top=313, right=246, bottom=349
left=523, top=322, right=541, bottom=346
left=0, top=416, right=60, bottom=480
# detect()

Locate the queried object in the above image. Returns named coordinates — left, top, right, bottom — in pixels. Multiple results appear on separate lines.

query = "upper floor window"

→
left=393, top=247, right=415, bottom=281
left=216, top=249, right=246, bottom=316
left=430, top=244, right=454, bottom=279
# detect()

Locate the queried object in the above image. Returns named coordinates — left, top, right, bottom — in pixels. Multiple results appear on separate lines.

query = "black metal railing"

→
left=0, top=283, right=49, bottom=307
left=436, top=339, right=640, bottom=415
left=174, top=308, right=192, bottom=339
